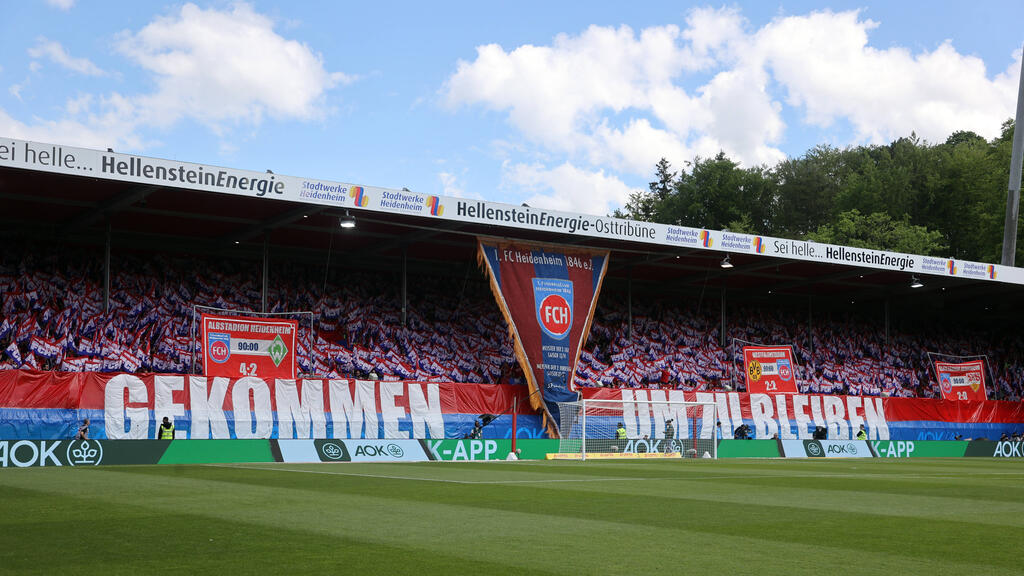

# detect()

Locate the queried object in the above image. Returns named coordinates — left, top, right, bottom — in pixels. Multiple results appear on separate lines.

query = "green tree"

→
left=615, top=158, right=676, bottom=221
left=805, top=209, right=948, bottom=255
left=773, top=145, right=845, bottom=236
left=659, top=152, right=754, bottom=230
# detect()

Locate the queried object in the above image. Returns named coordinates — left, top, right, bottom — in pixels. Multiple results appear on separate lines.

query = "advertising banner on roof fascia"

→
left=1, top=137, right=1020, bottom=285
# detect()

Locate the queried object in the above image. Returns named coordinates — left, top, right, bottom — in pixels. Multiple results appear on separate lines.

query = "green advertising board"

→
left=20, top=438, right=1015, bottom=466
left=964, top=440, right=1024, bottom=458
left=158, top=439, right=275, bottom=464
left=417, top=439, right=561, bottom=461
left=0, top=439, right=169, bottom=468
left=422, top=439, right=510, bottom=460
left=871, top=440, right=966, bottom=458
left=717, top=440, right=780, bottom=458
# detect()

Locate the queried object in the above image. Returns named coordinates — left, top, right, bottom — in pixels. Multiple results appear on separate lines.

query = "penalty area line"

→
left=202, top=463, right=640, bottom=485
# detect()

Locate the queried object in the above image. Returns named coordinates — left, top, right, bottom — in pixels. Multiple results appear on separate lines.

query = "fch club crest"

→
left=532, top=278, right=573, bottom=340
left=208, top=332, right=231, bottom=363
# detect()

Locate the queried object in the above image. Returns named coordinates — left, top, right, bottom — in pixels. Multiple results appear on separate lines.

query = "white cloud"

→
left=0, top=103, right=143, bottom=151
left=45, top=0, right=75, bottom=11
left=682, top=6, right=745, bottom=66
left=503, top=161, right=633, bottom=216
left=0, top=2, right=350, bottom=153
left=443, top=9, right=786, bottom=183
left=117, top=2, right=350, bottom=129
left=445, top=7, right=1021, bottom=214
left=438, top=171, right=482, bottom=199
left=755, top=11, right=1019, bottom=144
left=28, top=38, right=106, bottom=76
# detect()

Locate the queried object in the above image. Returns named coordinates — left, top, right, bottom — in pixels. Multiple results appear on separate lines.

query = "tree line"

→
left=616, top=121, right=1020, bottom=264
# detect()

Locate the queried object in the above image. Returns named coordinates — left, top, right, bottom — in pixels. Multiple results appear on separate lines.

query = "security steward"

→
left=856, top=424, right=867, bottom=440
left=158, top=416, right=175, bottom=440
left=615, top=422, right=627, bottom=439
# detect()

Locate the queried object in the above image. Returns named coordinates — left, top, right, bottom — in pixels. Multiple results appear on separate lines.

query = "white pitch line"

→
left=203, top=464, right=1024, bottom=485
left=203, top=463, right=636, bottom=484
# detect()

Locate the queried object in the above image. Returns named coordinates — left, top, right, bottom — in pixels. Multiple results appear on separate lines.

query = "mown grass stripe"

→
left=0, top=459, right=1021, bottom=574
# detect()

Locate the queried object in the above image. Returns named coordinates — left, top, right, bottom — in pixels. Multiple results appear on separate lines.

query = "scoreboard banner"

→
left=934, top=360, right=987, bottom=402
left=743, top=346, right=798, bottom=394
left=201, top=313, right=298, bottom=379
left=477, top=239, right=609, bottom=435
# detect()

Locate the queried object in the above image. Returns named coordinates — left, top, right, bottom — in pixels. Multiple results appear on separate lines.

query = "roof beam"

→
left=219, top=204, right=325, bottom=244
left=61, top=185, right=159, bottom=232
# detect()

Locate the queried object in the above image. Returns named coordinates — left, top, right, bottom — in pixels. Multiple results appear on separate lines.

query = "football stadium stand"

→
left=2, top=241, right=1022, bottom=401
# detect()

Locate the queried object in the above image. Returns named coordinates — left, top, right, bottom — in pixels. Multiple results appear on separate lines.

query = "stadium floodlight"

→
left=339, top=210, right=356, bottom=229
left=910, top=276, right=924, bottom=289
left=720, top=255, right=733, bottom=269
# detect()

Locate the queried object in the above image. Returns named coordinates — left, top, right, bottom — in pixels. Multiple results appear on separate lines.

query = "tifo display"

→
left=2, top=247, right=1022, bottom=402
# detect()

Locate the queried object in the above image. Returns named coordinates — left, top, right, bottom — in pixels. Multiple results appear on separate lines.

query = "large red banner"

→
left=0, top=370, right=534, bottom=439
left=743, top=346, right=798, bottom=394
left=478, top=240, right=609, bottom=432
left=2, top=370, right=1023, bottom=441
left=935, top=360, right=987, bottom=401
left=201, top=314, right=298, bottom=380
left=580, top=387, right=1024, bottom=441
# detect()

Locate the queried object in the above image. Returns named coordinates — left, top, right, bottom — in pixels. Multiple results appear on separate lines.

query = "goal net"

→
left=555, top=399, right=718, bottom=460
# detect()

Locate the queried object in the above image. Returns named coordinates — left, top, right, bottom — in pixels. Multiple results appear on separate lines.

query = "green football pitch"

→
left=1, top=458, right=1022, bottom=575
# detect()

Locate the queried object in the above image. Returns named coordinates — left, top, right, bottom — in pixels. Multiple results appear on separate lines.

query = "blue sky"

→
left=1, top=1, right=1022, bottom=216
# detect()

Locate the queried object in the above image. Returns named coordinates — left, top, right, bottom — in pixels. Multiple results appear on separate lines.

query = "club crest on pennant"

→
left=267, top=335, right=289, bottom=367
left=777, top=358, right=792, bottom=381
left=533, top=278, right=573, bottom=340
left=939, top=373, right=952, bottom=394
left=967, top=372, right=982, bottom=392
left=208, top=332, right=231, bottom=364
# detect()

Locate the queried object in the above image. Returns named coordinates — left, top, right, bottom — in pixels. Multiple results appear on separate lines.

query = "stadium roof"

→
left=1, top=137, right=1021, bottom=319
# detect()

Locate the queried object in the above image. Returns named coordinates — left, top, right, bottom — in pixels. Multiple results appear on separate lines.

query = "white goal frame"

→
left=557, top=399, right=718, bottom=460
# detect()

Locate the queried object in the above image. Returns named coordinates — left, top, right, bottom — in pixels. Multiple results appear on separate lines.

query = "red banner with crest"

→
left=477, top=240, right=609, bottom=434
left=935, top=360, right=987, bottom=402
left=201, top=314, right=298, bottom=379
left=743, top=346, right=799, bottom=394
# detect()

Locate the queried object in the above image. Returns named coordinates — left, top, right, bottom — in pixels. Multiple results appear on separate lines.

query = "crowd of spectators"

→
left=1, top=245, right=1021, bottom=400
left=581, top=300, right=1024, bottom=401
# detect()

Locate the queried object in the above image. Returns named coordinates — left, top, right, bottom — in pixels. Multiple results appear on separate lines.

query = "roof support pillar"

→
left=103, top=222, right=111, bottom=314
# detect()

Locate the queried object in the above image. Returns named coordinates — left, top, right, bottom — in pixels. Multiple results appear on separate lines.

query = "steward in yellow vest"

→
left=158, top=417, right=175, bottom=439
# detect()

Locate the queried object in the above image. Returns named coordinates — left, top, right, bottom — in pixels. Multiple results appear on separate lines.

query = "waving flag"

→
left=5, top=342, right=22, bottom=365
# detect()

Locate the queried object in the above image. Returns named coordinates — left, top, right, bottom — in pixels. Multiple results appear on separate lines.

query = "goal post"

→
left=555, top=399, right=718, bottom=460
